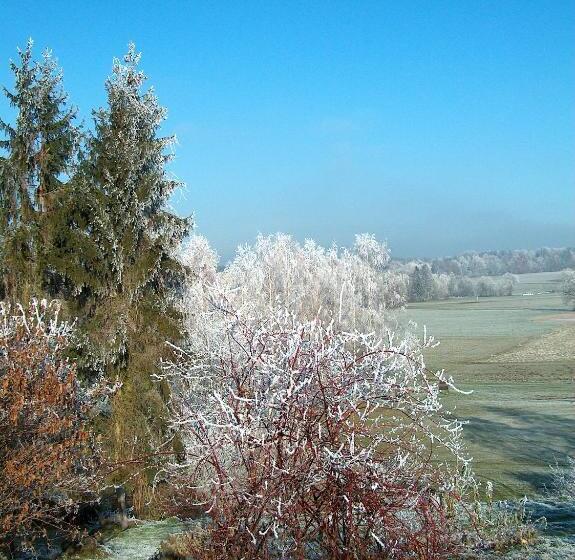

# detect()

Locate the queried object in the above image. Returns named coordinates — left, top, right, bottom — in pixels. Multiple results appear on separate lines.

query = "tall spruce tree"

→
left=0, top=41, right=79, bottom=302
left=60, top=45, right=191, bottom=509
left=408, top=264, right=434, bottom=302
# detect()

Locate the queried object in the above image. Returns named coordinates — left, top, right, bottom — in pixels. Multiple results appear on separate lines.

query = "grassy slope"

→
left=403, top=271, right=574, bottom=499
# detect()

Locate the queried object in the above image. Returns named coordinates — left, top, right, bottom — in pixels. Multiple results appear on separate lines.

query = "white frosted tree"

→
left=562, top=270, right=575, bottom=309
left=181, top=232, right=406, bottom=339
left=159, top=292, right=471, bottom=559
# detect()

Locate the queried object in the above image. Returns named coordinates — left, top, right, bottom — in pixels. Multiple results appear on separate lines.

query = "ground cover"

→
left=403, top=271, right=574, bottom=499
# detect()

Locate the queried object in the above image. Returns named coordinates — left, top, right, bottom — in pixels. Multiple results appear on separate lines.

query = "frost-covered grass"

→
left=512, top=270, right=567, bottom=295
left=405, top=296, right=562, bottom=338
left=404, top=274, right=574, bottom=500
left=488, top=327, right=575, bottom=363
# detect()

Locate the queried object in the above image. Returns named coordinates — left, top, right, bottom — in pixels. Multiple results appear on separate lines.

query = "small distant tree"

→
left=448, top=274, right=475, bottom=298
left=409, top=264, right=434, bottom=302
left=0, top=300, right=101, bottom=555
left=432, top=273, right=450, bottom=300
left=562, top=270, right=575, bottom=309
left=475, top=277, right=496, bottom=298
left=500, top=273, right=517, bottom=296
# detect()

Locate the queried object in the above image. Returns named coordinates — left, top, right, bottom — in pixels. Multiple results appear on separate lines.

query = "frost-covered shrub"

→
left=458, top=483, right=541, bottom=558
left=551, top=457, right=575, bottom=501
left=158, top=278, right=474, bottom=558
left=163, top=234, right=538, bottom=558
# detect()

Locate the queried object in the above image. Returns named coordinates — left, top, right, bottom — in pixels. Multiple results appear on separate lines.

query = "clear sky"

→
left=1, top=1, right=573, bottom=259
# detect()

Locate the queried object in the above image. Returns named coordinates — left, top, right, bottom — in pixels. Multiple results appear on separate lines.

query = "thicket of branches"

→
left=0, top=300, right=102, bottom=554
left=149, top=235, right=483, bottom=559
left=159, top=306, right=470, bottom=559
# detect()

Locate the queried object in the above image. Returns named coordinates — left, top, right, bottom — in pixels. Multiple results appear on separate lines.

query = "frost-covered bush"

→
left=159, top=299, right=471, bottom=559
left=551, top=457, right=575, bottom=500
left=160, top=234, right=537, bottom=558
left=158, top=235, right=481, bottom=558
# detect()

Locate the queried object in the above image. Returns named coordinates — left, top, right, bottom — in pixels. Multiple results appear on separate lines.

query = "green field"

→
left=402, top=271, right=574, bottom=499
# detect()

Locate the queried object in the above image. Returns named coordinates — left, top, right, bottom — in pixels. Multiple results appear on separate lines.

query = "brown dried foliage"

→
left=0, top=301, right=100, bottom=553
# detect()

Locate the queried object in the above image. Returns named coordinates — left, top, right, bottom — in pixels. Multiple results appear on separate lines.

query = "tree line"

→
left=405, top=264, right=516, bottom=302
left=405, top=247, right=575, bottom=277
left=396, top=245, right=575, bottom=303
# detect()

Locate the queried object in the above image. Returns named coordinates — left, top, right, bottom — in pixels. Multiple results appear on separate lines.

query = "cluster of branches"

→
left=159, top=303, right=470, bottom=559
left=0, top=300, right=104, bottom=554
left=0, top=41, right=191, bottom=513
left=396, top=247, right=575, bottom=277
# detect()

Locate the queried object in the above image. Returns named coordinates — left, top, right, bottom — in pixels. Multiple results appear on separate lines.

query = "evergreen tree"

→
left=54, top=45, right=191, bottom=509
left=420, top=264, right=434, bottom=300
left=0, top=41, right=79, bottom=302
left=408, top=264, right=434, bottom=302
left=1, top=41, right=191, bottom=510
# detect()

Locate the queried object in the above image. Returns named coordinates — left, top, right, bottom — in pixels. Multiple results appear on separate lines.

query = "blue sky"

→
left=1, top=1, right=573, bottom=259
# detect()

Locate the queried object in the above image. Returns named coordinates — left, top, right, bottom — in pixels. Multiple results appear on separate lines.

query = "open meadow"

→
left=403, top=271, right=574, bottom=499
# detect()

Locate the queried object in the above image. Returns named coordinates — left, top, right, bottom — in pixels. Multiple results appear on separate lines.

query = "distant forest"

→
left=392, top=247, right=574, bottom=302
left=397, top=246, right=575, bottom=277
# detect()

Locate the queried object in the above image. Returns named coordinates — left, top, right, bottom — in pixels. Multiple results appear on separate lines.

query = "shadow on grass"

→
left=462, top=405, right=574, bottom=493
